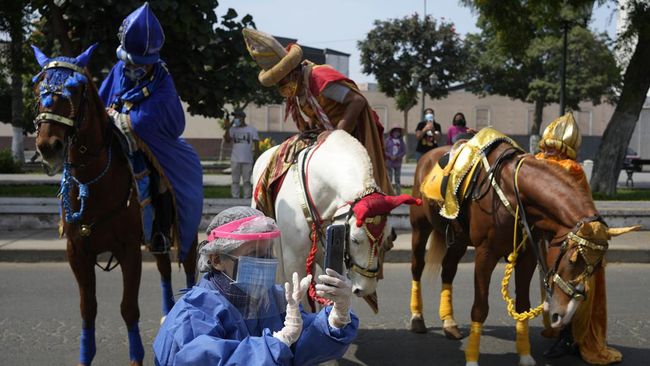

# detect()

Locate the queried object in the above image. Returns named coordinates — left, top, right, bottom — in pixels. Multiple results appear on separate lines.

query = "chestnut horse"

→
left=409, top=140, right=629, bottom=366
left=32, top=45, right=197, bottom=365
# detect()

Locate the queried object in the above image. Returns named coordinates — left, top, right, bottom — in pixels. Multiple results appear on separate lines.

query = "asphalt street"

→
left=1, top=262, right=648, bottom=365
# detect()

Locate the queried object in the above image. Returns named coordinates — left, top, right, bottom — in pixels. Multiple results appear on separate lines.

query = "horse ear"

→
left=31, top=45, right=50, bottom=67
left=607, top=225, right=641, bottom=238
left=74, top=43, right=99, bottom=68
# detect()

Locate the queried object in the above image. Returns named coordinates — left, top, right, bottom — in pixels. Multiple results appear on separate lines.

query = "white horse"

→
left=252, top=130, right=414, bottom=307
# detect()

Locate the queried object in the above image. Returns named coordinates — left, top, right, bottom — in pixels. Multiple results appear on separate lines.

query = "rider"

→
left=242, top=28, right=393, bottom=195
left=154, top=206, right=358, bottom=365
left=536, top=112, right=620, bottom=364
left=98, top=3, right=203, bottom=260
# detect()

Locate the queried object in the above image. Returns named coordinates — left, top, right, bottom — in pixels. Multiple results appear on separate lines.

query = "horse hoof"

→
left=443, top=325, right=464, bottom=340
left=130, top=361, right=143, bottom=366
left=410, top=314, right=427, bottom=334
left=519, top=354, right=536, bottom=366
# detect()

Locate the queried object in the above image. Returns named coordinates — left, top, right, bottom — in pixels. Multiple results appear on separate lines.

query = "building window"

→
left=476, top=107, right=490, bottom=129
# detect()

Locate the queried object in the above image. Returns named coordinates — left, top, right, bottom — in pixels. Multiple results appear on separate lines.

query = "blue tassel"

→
left=79, top=326, right=96, bottom=365
left=42, top=94, right=53, bottom=107
left=161, top=280, right=175, bottom=315
left=127, top=323, right=145, bottom=362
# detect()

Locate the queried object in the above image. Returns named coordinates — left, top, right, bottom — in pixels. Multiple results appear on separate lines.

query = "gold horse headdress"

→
left=539, top=112, right=582, bottom=160
left=242, top=28, right=303, bottom=87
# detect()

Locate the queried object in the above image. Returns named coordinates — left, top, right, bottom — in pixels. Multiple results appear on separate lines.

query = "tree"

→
left=358, top=14, right=465, bottom=137
left=23, top=0, right=279, bottom=118
left=465, top=26, right=619, bottom=139
left=463, top=0, right=650, bottom=195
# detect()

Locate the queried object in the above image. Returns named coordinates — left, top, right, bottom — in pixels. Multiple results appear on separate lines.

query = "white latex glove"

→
left=273, top=272, right=312, bottom=347
left=316, top=268, right=353, bottom=328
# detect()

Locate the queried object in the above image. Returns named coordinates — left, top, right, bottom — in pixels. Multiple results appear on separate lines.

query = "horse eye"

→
left=351, top=237, right=360, bottom=244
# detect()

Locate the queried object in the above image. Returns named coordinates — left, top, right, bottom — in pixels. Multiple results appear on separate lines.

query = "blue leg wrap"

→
left=127, top=323, right=145, bottom=362
left=161, top=279, right=175, bottom=315
left=79, top=326, right=96, bottom=365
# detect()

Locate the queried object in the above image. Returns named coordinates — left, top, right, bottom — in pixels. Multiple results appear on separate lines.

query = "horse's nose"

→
left=39, top=137, right=64, bottom=158
left=353, top=288, right=362, bottom=295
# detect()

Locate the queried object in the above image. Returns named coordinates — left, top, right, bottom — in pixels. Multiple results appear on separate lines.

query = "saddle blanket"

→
left=420, top=127, right=521, bottom=219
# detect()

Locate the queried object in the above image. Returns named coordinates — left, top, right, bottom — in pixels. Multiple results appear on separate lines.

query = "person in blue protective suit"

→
left=98, top=2, right=202, bottom=257
left=153, top=206, right=359, bottom=366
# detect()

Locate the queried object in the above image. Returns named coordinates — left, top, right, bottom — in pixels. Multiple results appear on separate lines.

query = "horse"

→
left=31, top=45, right=197, bottom=365
left=252, top=130, right=417, bottom=312
left=408, top=134, right=635, bottom=366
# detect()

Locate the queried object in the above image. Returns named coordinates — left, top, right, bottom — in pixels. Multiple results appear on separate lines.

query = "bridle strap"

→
left=43, top=60, right=86, bottom=74
left=35, top=112, right=75, bottom=127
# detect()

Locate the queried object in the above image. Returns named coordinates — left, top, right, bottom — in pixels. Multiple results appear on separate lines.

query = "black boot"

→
left=544, top=325, right=577, bottom=359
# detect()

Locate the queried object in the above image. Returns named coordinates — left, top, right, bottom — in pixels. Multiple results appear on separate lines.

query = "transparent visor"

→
left=209, top=217, right=286, bottom=319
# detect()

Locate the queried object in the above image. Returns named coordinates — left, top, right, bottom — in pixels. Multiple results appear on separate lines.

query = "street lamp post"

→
left=559, top=21, right=568, bottom=116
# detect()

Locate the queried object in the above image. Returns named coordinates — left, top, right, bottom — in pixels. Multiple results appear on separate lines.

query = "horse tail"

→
left=424, top=229, right=447, bottom=283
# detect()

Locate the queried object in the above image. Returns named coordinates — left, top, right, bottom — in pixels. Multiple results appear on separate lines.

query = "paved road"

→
left=1, top=263, right=648, bottom=365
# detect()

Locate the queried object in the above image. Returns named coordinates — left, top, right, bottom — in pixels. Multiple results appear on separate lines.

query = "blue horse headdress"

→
left=31, top=44, right=98, bottom=107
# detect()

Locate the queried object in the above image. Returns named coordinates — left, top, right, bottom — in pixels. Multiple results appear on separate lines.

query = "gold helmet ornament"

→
left=539, top=112, right=582, bottom=160
left=242, top=28, right=303, bottom=87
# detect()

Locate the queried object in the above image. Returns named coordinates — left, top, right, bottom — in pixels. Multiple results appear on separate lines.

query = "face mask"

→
left=232, top=118, right=241, bottom=128
left=391, top=131, right=401, bottom=138
left=425, top=113, right=434, bottom=122
left=232, top=256, right=278, bottom=299
left=123, top=64, right=147, bottom=81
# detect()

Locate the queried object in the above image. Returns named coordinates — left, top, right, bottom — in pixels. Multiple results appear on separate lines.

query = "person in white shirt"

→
left=224, top=110, right=260, bottom=198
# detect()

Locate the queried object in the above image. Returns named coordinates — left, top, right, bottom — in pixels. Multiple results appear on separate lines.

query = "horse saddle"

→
left=254, top=130, right=329, bottom=218
left=420, top=127, right=522, bottom=219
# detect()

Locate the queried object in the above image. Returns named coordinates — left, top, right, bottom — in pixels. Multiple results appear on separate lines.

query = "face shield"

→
left=207, top=215, right=287, bottom=319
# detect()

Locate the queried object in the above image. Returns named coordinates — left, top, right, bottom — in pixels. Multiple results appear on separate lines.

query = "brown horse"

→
left=32, top=45, right=197, bottom=365
left=408, top=137, right=632, bottom=366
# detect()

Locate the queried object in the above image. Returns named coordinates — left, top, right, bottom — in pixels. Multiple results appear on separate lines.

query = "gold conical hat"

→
left=539, top=112, right=582, bottom=160
left=242, top=28, right=303, bottom=87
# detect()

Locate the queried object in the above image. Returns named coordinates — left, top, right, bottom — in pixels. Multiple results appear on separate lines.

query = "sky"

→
left=218, top=0, right=619, bottom=83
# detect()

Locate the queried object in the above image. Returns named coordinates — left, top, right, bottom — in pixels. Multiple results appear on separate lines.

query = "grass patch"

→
left=203, top=186, right=233, bottom=199
left=592, top=188, right=650, bottom=201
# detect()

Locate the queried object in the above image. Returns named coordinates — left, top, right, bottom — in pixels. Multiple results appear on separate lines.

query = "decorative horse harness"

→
left=478, top=147, right=608, bottom=303
left=291, top=142, right=385, bottom=307
left=34, top=61, right=132, bottom=271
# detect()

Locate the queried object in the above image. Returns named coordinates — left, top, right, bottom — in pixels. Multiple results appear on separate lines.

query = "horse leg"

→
left=68, top=248, right=97, bottom=366
left=153, top=253, right=174, bottom=319
left=465, top=246, right=499, bottom=366
left=409, top=220, right=432, bottom=333
left=440, top=243, right=467, bottom=340
left=116, top=248, right=144, bottom=366
left=182, top=237, right=198, bottom=289
left=514, top=248, right=537, bottom=366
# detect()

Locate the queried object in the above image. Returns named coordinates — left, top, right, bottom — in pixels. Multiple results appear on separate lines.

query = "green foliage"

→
left=20, top=1, right=279, bottom=118
left=0, top=149, right=20, bottom=173
left=358, top=14, right=466, bottom=113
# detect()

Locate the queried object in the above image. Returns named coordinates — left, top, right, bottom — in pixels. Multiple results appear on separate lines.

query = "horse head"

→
left=546, top=219, right=640, bottom=328
left=342, top=192, right=420, bottom=296
left=31, top=44, right=98, bottom=175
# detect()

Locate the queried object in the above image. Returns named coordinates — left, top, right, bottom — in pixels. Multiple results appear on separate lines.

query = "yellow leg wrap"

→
left=410, top=280, right=423, bottom=315
left=516, top=319, right=531, bottom=356
left=465, top=321, right=483, bottom=362
left=439, top=283, right=454, bottom=321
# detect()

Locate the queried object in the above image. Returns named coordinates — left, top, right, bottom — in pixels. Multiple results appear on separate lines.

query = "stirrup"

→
left=149, top=232, right=171, bottom=254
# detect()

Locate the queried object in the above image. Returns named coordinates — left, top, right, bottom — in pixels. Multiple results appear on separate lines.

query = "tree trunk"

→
left=528, top=98, right=545, bottom=153
left=403, top=108, right=410, bottom=157
left=590, top=29, right=650, bottom=195
left=45, top=0, right=74, bottom=56
left=9, top=7, right=24, bottom=166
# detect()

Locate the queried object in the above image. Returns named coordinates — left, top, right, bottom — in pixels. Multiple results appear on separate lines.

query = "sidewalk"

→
left=1, top=228, right=649, bottom=264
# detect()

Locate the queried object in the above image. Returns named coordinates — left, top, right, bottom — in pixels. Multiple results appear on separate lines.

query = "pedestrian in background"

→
left=447, top=112, right=471, bottom=145
left=224, top=110, right=259, bottom=199
left=415, top=108, right=441, bottom=161
left=384, top=125, right=406, bottom=194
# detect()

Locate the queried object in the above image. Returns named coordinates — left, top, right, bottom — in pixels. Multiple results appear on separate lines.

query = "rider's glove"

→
left=273, top=272, right=311, bottom=347
left=316, top=268, right=353, bottom=328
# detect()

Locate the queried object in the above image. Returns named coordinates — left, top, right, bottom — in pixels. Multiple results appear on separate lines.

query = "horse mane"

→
left=315, top=130, right=377, bottom=201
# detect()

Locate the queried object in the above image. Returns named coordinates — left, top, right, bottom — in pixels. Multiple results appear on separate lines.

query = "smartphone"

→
left=324, top=224, right=347, bottom=274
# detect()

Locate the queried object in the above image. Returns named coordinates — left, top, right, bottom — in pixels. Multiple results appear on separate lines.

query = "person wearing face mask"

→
left=153, top=206, right=358, bottom=365
left=243, top=28, right=393, bottom=195
left=384, top=125, right=406, bottom=194
left=447, top=112, right=474, bottom=145
left=224, top=110, right=260, bottom=199
left=99, top=3, right=203, bottom=260
left=415, top=108, right=442, bottom=161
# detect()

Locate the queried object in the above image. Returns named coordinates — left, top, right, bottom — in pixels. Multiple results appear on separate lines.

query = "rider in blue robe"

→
left=98, top=2, right=202, bottom=261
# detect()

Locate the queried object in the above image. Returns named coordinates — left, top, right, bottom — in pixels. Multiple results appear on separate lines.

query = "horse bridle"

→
left=294, top=145, right=383, bottom=279
left=545, top=215, right=608, bottom=301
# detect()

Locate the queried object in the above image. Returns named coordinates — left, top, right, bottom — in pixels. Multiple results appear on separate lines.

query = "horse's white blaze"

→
left=252, top=131, right=382, bottom=301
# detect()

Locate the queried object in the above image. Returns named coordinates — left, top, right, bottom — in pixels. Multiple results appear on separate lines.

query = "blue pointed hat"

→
left=116, top=2, right=165, bottom=65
